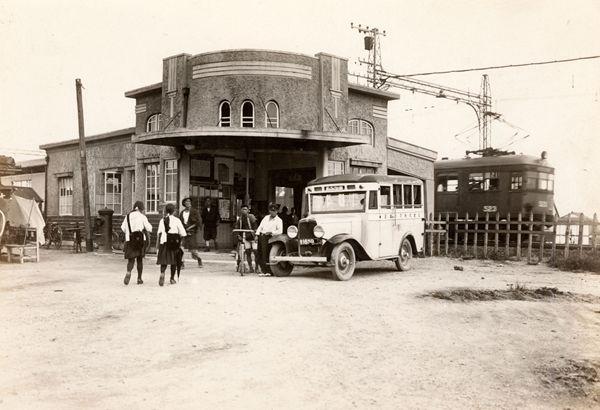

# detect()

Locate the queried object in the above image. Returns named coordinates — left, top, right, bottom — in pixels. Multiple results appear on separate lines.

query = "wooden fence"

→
left=425, top=212, right=599, bottom=263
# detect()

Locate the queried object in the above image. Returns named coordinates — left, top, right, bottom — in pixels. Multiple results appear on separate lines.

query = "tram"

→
left=434, top=149, right=555, bottom=221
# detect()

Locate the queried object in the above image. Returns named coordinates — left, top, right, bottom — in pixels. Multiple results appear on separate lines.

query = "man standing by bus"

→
left=255, top=203, right=282, bottom=275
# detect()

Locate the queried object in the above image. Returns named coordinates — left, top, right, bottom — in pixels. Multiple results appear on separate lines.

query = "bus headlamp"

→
left=313, top=225, right=325, bottom=238
left=287, top=225, right=298, bottom=238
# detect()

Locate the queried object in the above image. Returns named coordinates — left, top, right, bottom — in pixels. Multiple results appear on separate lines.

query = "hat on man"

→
left=268, top=203, right=280, bottom=211
left=181, top=197, right=192, bottom=206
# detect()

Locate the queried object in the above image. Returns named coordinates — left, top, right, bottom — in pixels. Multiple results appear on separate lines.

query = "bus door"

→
left=378, top=185, right=396, bottom=257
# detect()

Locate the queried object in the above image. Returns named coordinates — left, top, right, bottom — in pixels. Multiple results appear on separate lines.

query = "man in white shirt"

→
left=256, top=203, right=283, bottom=275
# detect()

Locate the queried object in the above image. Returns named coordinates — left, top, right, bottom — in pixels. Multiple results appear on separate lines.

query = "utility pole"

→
left=75, top=79, right=93, bottom=252
left=351, top=23, right=387, bottom=89
left=350, top=25, right=500, bottom=150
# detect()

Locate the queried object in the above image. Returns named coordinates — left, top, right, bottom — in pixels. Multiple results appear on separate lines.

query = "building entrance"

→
left=269, top=167, right=315, bottom=215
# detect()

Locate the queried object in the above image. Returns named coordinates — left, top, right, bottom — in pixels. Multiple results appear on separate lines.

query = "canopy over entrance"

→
left=132, top=127, right=369, bottom=150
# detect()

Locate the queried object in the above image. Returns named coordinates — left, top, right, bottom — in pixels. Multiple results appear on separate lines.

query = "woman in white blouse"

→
left=156, top=203, right=187, bottom=286
left=120, top=201, right=153, bottom=285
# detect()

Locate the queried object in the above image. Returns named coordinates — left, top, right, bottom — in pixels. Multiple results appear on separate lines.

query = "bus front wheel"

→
left=331, top=242, right=356, bottom=281
left=269, top=242, right=293, bottom=277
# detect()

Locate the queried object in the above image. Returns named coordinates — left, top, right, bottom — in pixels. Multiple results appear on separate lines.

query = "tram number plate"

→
left=483, top=205, right=497, bottom=213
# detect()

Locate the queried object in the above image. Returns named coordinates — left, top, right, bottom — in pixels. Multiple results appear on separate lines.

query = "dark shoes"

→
left=137, top=278, right=143, bottom=285
left=159, top=272, right=165, bottom=287
left=124, top=272, right=131, bottom=285
left=170, top=278, right=176, bottom=285
left=197, top=259, right=203, bottom=267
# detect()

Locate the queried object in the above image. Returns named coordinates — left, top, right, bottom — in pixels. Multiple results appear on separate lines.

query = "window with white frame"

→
left=146, top=114, right=161, bottom=132
left=241, top=100, right=254, bottom=127
left=58, top=177, right=73, bottom=216
left=145, top=163, right=159, bottom=213
left=350, top=165, right=375, bottom=174
left=104, top=172, right=122, bottom=214
left=327, top=160, right=345, bottom=175
left=219, top=101, right=231, bottom=127
left=265, top=101, right=279, bottom=128
left=164, top=160, right=177, bottom=203
left=348, top=119, right=374, bottom=145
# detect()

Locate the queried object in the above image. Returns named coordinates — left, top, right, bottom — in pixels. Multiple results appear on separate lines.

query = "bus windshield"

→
left=310, top=191, right=366, bottom=214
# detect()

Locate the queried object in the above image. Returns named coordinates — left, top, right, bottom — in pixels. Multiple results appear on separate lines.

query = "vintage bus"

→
left=435, top=151, right=555, bottom=221
left=268, top=174, right=425, bottom=281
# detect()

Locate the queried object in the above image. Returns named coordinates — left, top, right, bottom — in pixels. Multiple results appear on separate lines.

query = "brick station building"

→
left=41, top=49, right=436, bottom=248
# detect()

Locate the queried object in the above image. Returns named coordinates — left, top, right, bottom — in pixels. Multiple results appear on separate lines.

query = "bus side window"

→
left=380, top=186, right=391, bottom=208
left=368, top=190, right=378, bottom=209
left=403, top=184, right=413, bottom=208
left=393, top=184, right=403, bottom=207
left=413, top=185, right=422, bottom=208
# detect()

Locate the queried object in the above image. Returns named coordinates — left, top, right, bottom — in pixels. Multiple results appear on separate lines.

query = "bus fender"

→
left=268, top=234, right=298, bottom=254
left=324, top=234, right=371, bottom=261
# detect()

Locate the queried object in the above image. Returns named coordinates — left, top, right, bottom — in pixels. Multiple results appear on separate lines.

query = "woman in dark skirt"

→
left=120, top=201, right=153, bottom=285
left=156, top=203, right=187, bottom=286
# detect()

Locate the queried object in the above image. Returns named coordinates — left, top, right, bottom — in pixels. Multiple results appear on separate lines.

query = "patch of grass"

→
left=424, top=284, right=599, bottom=303
left=537, top=359, right=600, bottom=399
left=554, top=253, right=600, bottom=273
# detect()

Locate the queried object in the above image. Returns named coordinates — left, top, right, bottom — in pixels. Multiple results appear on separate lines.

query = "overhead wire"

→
left=397, top=54, right=600, bottom=77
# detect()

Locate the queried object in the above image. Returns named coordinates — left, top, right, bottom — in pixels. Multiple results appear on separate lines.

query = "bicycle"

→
left=43, top=222, right=63, bottom=249
left=232, top=229, right=256, bottom=276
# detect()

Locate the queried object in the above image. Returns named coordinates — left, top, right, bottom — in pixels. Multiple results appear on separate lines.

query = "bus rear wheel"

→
left=269, top=242, right=293, bottom=277
left=331, top=242, right=356, bottom=281
left=395, top=238, right=413, bottom=271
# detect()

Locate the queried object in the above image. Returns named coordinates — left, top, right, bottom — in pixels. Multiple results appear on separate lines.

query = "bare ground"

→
left=1, top=250, right=600, bottom=409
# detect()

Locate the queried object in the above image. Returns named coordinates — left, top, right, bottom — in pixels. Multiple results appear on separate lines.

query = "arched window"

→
left=146, top=114, right=161, bottom=133
left=241, top=100, right=254, bottom=127
left=348, top=119, right=374, bottom=146
left=219, top=101, right=231, bottom=127
left=265, top=101, right=279, bottom=128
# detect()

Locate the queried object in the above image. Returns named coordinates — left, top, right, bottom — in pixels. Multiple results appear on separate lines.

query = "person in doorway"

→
left=235, top=204, right=258, bottom=273
left=121, top=201, right=153, bottom=285
left=279, top=206, right=292, bottom=233
left=290, top=207, right=299, bottom=226
left=180, top=197, right=202, bottom=267
left=201, top=198, right=220, bottom=252
left=255, top=203, right=283, bottom=276
left=156, top=203, right=187, bottom=286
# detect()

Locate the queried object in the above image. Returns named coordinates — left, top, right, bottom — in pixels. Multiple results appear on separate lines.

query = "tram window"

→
left=468, top=173, right=484, bottom=191
left=436, top=176, right=458, bottom=192
left=403, top=184, right=413, bottom=208
left=393, top=184, right=403, bottom=207
left=413, top=185, right=422, bottom=207
left=368, top=190, right=378, bottom=209
left=525, top=171, right=554, bottom=191
left=469, top=172, right=498, bottom=191
left=380, top=186, right=391, bottom=208
left=510, top=174, right=523, bottom=191
left=488, top=172, right=499, bottom=190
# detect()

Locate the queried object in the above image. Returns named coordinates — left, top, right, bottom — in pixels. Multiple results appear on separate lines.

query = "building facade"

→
left=41, top=49, right=437, bottom=247
left=0, top=158, right=47, bottom=211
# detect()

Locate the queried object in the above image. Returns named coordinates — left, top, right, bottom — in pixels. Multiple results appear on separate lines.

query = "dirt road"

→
left=1, top=250, right=599, bottom=409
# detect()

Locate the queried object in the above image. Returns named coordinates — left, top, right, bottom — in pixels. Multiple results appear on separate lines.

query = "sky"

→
left=1, top=0, right=599, bottom=214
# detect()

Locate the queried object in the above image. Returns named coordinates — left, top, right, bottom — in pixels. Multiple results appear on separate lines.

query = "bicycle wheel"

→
left=55, top=230, right=63, bottom=249
left=111, top=231, right=120, bottom=250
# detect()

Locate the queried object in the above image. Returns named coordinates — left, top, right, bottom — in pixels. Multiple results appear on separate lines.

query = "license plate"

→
left=299, top=238, right=318, bottom=245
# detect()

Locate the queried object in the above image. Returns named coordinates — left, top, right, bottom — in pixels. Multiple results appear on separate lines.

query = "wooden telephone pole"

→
left=75, top=79, right=93, bottom=252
